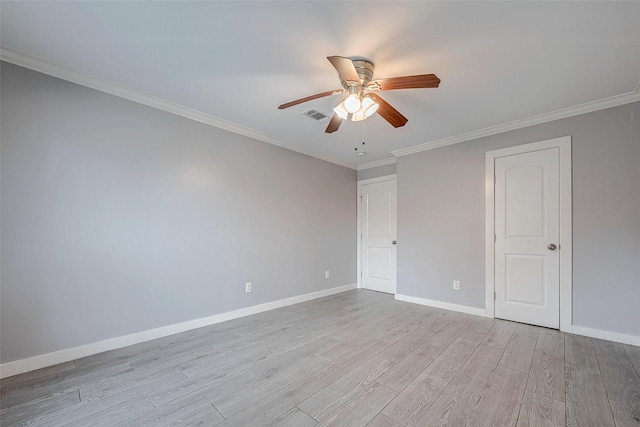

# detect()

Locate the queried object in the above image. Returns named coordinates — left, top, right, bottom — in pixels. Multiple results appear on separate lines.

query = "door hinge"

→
left=494, top=291, right=496, bottom=300
left=494, top=234, right=496, bottom=242
left=359, top=195, right=363, bottom=202
left=494, top=175, right=496, bottom=184
left=361, top=270, right=363, bottom=277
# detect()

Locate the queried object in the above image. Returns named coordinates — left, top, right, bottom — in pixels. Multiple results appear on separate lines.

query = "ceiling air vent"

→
left=302, top=108, right=329, bottom=123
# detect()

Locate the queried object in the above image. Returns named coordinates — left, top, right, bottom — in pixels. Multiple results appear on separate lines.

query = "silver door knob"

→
left=548, top=243, right=557, bottom=251
left=392, top=240, right=397, bottom=245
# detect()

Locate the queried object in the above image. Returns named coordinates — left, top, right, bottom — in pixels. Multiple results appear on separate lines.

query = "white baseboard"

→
left=394, top=294, right=639, bottom=347
left=0, top=283, right=356, bottom=379
left=395, top=294, right=487, bottom=317
left=569, top=325, right=640, bottom=347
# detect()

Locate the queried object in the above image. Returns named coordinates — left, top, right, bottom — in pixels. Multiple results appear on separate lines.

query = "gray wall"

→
left=0, top=62, right=356, bottom=363
left=398, top=101, right=640, bottom=336
left=357, top=163, right=397, bottom=181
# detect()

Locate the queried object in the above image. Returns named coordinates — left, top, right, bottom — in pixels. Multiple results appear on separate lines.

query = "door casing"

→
left=485, top=136, right=572, bottom=331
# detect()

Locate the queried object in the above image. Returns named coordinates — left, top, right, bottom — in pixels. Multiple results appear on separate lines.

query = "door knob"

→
left=392, top=240, right=397, bottom=245
left=548, top=243, right=557, bottom=251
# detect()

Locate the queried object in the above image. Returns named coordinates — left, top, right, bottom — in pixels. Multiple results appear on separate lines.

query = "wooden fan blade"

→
left=325, top=113, right=343, bottom=133
left=327, top=56, right=361, bottom=84
left=370, top=94, right=408, bottom=128
left=369, top=74, right=440, bottom=91
left=278, top=89, right=342, bottom=110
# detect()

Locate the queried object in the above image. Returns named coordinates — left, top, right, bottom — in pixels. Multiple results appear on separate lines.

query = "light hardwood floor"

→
left=1, top=290, right=639, bottom=426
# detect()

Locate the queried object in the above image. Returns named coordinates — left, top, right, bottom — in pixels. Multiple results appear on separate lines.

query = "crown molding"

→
left=392, top=88, right=640, bottom=157
left=357, top=157, right=397, bottom=170
left=4, top=48, right=637, bottom=167
left=0, top=49, right=357, bottom=170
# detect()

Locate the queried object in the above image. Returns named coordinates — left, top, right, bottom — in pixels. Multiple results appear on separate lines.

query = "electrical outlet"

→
left=245, top=282, right=252, bottom=293
left=453, top=280, right=460, bottom=290
left=325, top=270, right=330, bottom=279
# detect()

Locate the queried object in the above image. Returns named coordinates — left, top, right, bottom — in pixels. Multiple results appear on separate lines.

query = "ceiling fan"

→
left=278, top=56, right=440, bottom=133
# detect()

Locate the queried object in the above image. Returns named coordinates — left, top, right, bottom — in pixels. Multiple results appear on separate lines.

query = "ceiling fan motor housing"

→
left=339, top=59, right=375, bottom=88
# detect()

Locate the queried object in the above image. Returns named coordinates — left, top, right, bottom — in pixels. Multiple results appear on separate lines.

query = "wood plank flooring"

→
left=1, top=290, right=639, bottom=426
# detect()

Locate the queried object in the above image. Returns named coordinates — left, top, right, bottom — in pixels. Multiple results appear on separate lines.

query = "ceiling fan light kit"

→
left=278, top=55, right=440, bottom=134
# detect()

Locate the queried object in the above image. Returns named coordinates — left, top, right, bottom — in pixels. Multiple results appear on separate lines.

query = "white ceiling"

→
left=2, top=1, right=639, bottom=169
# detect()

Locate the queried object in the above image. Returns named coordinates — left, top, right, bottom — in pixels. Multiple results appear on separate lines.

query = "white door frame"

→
left=357, top=175, right=397, bottom=290
left=485, top=136, right=572, bottom=331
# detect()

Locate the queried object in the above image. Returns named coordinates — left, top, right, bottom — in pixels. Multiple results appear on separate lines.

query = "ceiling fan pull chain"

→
left=355, top=121, right=367, bottom=157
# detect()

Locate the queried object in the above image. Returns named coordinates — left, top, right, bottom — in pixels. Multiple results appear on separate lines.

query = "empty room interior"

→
left=1, top=2, right=639, bottom=426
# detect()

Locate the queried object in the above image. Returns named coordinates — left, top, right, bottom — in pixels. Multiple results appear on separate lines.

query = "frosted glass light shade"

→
left=351, top=109, right=366, bottom=122
left=343, top=94, right=362, bottom=113
left=362, top=96, right=379, bottom=117
left=333, top=103, right=348, bottom=120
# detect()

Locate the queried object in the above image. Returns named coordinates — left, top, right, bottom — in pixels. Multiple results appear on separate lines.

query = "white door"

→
left=495, top=148, right=560, bottom=328
left=361, top=179, right=397, bottom=294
